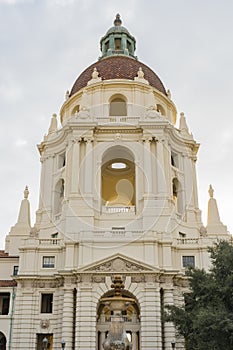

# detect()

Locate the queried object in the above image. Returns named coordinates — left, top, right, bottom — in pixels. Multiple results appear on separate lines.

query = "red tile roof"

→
left=0, top=280, right=17, bottom=287
left=0, top=250, right=18, bottom=258
left=0, top=250, right=9, bottom=257
left=70, top=56, right=167, bottom=96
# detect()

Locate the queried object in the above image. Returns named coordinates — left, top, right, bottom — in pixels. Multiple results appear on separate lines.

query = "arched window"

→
left=109, top=96, right=127, bottom=116
left=0, top=332, right=6, bottom=350
left=157, top=104, right=165, bottom=116
left=172, top=178, right=183, bottom=214
left=54, top=179, right=64, bottom=217
left=72, top=105, right=80, bottom=115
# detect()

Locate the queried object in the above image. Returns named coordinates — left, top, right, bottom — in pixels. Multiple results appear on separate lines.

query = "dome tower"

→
left=4, top=14, right=230, bottom=350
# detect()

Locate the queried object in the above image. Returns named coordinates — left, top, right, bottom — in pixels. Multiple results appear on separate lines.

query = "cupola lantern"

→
left=100, top=14, right=136, bottom=59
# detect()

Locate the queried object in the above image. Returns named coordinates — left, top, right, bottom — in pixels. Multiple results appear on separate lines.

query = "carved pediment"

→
left=79, top=254, right=156, bottom=273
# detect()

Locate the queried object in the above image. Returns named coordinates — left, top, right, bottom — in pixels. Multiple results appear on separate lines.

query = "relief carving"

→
left=92, top=276, right=105, bottom=283
left=131, top=275, right=145, bottom=283
left=40, top=319, right=50, bottom=329
left=91, top=257, right=151, bottom=273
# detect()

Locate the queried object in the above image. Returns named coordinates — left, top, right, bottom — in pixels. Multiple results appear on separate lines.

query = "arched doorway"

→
left=96, top=289, right=140, bottom=350
left=0, top=332, right=6, bottom=350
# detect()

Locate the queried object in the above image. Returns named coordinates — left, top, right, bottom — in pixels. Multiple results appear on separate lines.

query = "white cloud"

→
left=14, top=138, right=28, bottom=147
left=0, top=83, right=24, bottom=101
left=0, top=0, right=33, bottom=4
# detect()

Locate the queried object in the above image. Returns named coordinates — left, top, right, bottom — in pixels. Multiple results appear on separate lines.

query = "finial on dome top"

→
left=24, top=186, right=29, bottom=199
left=114, top=13, right=122, bottom=26
left=208, top=184, right=214, bottom=198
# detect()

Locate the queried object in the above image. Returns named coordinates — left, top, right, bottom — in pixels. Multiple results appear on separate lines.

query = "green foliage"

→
left=165, top=240, right=233, bottom=350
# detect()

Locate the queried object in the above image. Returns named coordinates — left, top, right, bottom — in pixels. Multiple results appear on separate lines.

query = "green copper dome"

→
left=100, top=14, right=136, bottom=59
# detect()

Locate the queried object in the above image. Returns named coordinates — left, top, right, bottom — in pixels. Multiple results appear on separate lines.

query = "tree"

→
left=166, top=240, right=233, bottom=350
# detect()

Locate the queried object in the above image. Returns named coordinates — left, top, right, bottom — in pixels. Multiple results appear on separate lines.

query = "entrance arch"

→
left=96, top=289, right=140, bottom=350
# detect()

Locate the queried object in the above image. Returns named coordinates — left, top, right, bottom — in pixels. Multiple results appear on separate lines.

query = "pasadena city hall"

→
left=0, top=14, right=231, bottom=350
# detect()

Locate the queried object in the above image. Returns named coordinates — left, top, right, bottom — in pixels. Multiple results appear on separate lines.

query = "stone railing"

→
left=22, top=238, right=62, bottom=247
left=96, top=116, right=140, bottom=124
left=39, top=238, right=61, bottom=245
left=98, top=315, right=139, bottom=324
left=102, top=206, right=135, bottom=214
left=177, top=238, right=199, bottom=245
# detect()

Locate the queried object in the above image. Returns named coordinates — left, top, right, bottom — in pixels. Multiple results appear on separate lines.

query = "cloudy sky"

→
left=0, top=0, right=232, bottom=249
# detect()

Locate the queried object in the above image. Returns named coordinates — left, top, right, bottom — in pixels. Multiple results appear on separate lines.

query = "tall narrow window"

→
left=54, top=179, right=65, bottom=216
left=115, top=38, right=122, bottom=50
left=41, top=293, right=53, bottom=313
left=13, top=266, right=19, bottom=276
left=0, top=293, right=10, bottom=315
left=172, top=178, right=183, bottom=214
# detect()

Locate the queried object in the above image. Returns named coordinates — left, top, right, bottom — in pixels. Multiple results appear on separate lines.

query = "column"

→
left=154, top=287, right=162, bottom=349
left=71, top=140, right=80, bottom=193
left=140, top=281, right=158, bottom=350
left=75, top=283, right=96, bottom=350
left=163, top=284, right=176, bottom=349
left=143, top=138, right=152, bottom=194
left=156, top=140, right=166, bottom=195
left=84, top=139, right=93, bottom=194
left=100, top=332, right=106, bottom=350
left=62, top=288, right=74, bottom=350
left=132, top=332, right=138, bottom=350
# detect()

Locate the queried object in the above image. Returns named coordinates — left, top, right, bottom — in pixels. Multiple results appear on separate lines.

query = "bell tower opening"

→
left=101, top=146, right=135, bottom=213
left=172, top=177, right=183, bottom=214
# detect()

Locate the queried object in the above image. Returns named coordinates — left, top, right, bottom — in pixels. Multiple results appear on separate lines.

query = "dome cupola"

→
left=100, top=14, right=136, bottom=59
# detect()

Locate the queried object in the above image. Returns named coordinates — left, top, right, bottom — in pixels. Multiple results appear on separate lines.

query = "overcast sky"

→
left=0, top=0, right=232, bottom=249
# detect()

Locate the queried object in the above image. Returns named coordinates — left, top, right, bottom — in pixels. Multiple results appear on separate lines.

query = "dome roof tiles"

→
left=70, top=56, right=167, bottom=97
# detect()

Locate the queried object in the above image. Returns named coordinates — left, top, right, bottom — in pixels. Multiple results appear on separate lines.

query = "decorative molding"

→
left=83, top=256, right=154, bottom=273
left=40, top=319, right=50, bottom=329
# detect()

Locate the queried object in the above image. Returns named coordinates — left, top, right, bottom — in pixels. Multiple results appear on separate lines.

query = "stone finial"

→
left=87, top=68, right=102, bottom=85
left=167, top=89, right=171, bottom=99
left=24, top=186, right=29, bottom=199
left=114, top=14, right=122, bottom=26
left=92, top=67, right=99, bottom=79
left=208, top=184, right=214, bottom=198
left=179, top=112, right=191, bottom=137
left=111, top=275, right=125, bottom=296
left=65, top=90, right=69, bottom=100
left=137, top=67, right=144, bottom=78
left=48, top=113, right=58, bottom=134
left=134, top=67, right=149, bottom=84
left=207, top=184, right=228, bottom=234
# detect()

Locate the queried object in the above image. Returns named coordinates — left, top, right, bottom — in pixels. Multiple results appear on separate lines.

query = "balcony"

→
left=96, top=116, right=140, bottom=125
left=102, top=206, right=135, bottom=214
left=177, top=238, right=199, bottom=245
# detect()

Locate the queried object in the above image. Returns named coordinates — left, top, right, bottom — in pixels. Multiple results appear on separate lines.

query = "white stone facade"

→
left=0, top=15, right=231, bottom=350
